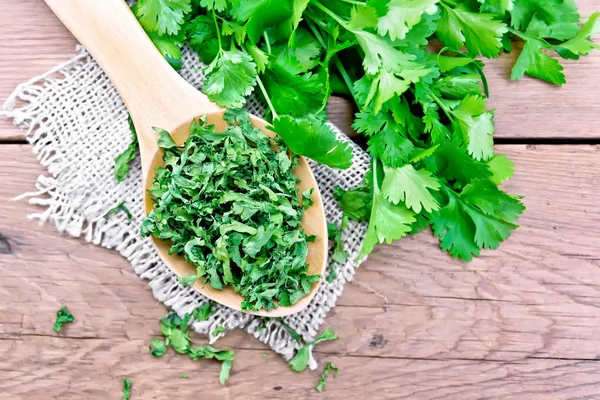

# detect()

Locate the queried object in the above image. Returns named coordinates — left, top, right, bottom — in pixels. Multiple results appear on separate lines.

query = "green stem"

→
left=507, top=27, right=528, bottom=42
left=333, top=57, right=361, bottom=110
left=256, top=76, right=278, bottom=120
left=339, top=0, right=365, bottom=5
left=212, top=11, right=222, bottom=49
left=305, top=19, right=327, bottom=49
left=429, top=92, right=454, bottom=122
left=440, top=0, right=458, bottom=7
left=310, top=0, right=346, bottom=26
left=263, top=32, right=272, bottom=55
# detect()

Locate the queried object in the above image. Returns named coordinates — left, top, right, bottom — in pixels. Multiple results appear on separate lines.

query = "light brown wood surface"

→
left=2, top=1, right=600, bottom=399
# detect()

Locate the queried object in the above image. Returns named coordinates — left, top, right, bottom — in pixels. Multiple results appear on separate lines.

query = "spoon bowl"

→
left=44, top=0, right=328, bottom=317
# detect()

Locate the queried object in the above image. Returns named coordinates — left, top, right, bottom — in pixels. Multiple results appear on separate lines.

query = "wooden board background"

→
left=1, top=1, right=600, bottom=399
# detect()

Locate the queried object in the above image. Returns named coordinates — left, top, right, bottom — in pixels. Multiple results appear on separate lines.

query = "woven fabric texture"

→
left=1, top=46, right=370, bottom=364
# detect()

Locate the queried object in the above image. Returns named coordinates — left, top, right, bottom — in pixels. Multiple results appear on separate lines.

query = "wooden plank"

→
left=1, top=0, right=599, bottom=141
left=2, top=144, right=600, bottom=366
left=2, top=337, right=600, bottom=399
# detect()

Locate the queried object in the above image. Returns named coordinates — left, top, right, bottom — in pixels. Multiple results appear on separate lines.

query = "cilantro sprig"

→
left=133, top=0, right=598, bottom=261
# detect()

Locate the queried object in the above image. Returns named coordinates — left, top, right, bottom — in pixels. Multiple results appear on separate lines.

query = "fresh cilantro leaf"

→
left=510, top=0, right=579, bottom=32
left=478, top=0, right=514, bottom=15
left=193, top=301, right=217, bottom=321
left=424, top=140, right=493, bottom=184
left=359, top=162, right=416, bottom=258
left=450, top=95, right=495, bottom=161
left=231, top=0, right=293, bottom=43
left=114, top=116, right=138, bottom=182
left=316, top=362, right=339, bottom=392
left=149, top=338, right=167, bottom=357
left=487, top=154, right=515, bottom=184
left=437, top=4, right=507, bottom=57
left=219, top=360, right=233, bottom=385
left=510, top=40, right=566, bottom=85
left=432, top=183, right=524, bottom=261
left=212, top=325, right=227, bottom=336
left=289, top=328, right=338, bottom=372
left=367, top=124, right=415, bottom=168
left=289, top=346, right=311, bottom=372
left=203, top=48, right=258, bottom=108
left=333, top=183, right=372, bottom=222
left=186, top=15, right=220, bottom=62
left=146, top=29, right=185, bottom=64
left=270, top=116, right=354, bottom=169
left=262, top=62, right=328, bottom=118
left=369, top=0, right=439, bottom=41
left=104, top=201, right=133, bottom=220
left=381, top=164, right=440, bottom=213
left=557, top=12, right=600, bottom=58
left=179, top=373, right=189, bottom=378
left=53, top=306, right=76, bottom=333
left=200, top=0, right=227, bottom=12
left=122, top=378, right=132, bottom=400
left=432, top=73, right=483, bottom=99
left=134, top=0, right=191, bottom=36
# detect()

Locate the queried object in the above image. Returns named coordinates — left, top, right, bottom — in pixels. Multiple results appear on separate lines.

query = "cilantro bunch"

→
left=141, top=109, right=318, bottom=311
left=132, top=0, right=598, bottom=261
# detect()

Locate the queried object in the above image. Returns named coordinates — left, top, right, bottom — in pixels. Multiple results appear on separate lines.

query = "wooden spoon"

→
left=43, top=0, right=328, bottom=317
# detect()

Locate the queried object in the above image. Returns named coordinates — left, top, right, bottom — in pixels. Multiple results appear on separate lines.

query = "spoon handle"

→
left=43, top=0, right=221, bottom=139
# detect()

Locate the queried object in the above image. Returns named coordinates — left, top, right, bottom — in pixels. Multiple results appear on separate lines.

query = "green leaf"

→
left=155, top=127, right=178, bottom=148
left=478, top=0, right=513, bottom=14
left=432, top=74, right=483, bottom=99
left=146, top=30, right=184, bottom=61
left=270, top=116, right=354, bottom=169
left=359, top=171, right=416, bottom=257
left=263, top=62, right=328, bottom=118
left=186, top=15, right=219, bottom=62
left=203, top=48, right=258, bottom=108
left=510, top=40, right=566, bottom=85
left=289, top=345, right=310, bottom=372
left=212, top=325, right=227, bottom=336
left=558, top=12, right=600, bottom=57
left=437, top=4, right=507, bottom=57
left=200, top=0, right=228, bottom=11
left=219, top=360, right=232, bottom=385
left=487, top=154, right=515, bottom=184
left=193, top=301, right=217, bottom=321
left=381, top=165, right=440, bottom=213
left=114, top=116, right=139, bottom=182
left=450, top=95, right=495, bottom=161
left=134, top=0, right=191, bottom=35
left=122, top=378, right=132, bottom=400
left=231, top=0, right=293, bottom=44
left=53, top=306, right=76, bottom=333
left=149, top=338, right=167, bottom=357
left=431, top=184, right=524, bottom=261
left=316, top=362, right=339, bottom=392
left=104, top=201, right=133, bottom=220
left=369, top=0, right=439, bottom=41
left=510, top=0, right=579, bottom=32
left=367, top=125, right=415, bottom=168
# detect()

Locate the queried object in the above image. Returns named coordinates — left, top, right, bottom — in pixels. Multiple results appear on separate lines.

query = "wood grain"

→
left=1, top=0, right=600, bottom=141
left=2, top=144, right=600, bottom=397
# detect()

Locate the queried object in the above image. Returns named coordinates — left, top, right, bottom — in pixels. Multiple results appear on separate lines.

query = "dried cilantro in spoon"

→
left=141, top=109, right=318, bottom=311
